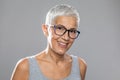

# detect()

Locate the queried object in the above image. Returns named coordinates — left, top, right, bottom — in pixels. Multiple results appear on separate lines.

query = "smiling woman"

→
left=11, top=4, right=87, bottom=80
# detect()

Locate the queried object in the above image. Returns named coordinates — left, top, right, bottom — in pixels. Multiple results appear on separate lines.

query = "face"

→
left=44, top=16, right=78, bottom=55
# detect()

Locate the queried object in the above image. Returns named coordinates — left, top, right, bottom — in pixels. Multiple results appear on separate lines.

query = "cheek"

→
left=70, top=40, right=74, bottom=45
left=47, top=30, right=59, bottom=44
left=68, top=39, right=75, bottom=47
left=50, top=30, right=60, bottom=40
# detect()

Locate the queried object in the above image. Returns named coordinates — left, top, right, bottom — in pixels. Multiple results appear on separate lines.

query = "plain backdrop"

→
left=0, top=0, right=120, bottom=80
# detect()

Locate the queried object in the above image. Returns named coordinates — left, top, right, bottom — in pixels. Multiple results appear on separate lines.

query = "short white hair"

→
left=45, top=4, right=80, bottom=26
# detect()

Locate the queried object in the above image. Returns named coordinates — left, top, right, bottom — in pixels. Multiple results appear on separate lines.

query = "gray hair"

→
left=45, top=4, right=80, bottom=26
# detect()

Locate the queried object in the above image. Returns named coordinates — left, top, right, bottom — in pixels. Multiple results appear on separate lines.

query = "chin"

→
left=55, top=48, right=69, bottom=56
left=56, top=52, right=66, bottom=56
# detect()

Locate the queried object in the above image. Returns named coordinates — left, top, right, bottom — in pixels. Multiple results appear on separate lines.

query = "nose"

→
left=62, top=31, right=70, bottom=40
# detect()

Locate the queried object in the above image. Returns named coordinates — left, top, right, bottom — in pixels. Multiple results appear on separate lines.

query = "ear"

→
left=42, top=24, right=48, bottom=37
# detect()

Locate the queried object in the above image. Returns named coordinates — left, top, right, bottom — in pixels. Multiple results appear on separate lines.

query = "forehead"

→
left=54, top=16, right=78, bottom=29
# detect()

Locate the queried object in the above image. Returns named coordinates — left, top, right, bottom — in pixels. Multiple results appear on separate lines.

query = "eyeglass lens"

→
left=53, top=25, right=80, bottom=39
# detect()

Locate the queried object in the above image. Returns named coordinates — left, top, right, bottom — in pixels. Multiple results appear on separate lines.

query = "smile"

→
left=58, top=41, right=68, bottom=48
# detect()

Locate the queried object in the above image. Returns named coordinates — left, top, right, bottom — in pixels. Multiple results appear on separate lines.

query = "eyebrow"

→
left=69, top=28, right=77, bottom=30
left=56, top=24, right=77, bottom=30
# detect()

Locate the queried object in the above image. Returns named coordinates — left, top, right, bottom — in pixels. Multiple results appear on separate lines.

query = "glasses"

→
left=50, top=24, right=80, bottom=39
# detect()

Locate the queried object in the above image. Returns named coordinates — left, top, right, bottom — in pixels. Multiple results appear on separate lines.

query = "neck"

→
left=44, top=47, right=66, bottom=65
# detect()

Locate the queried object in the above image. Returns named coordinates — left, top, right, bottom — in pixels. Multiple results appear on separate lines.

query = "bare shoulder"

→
left=78, top=57, right=87, bottom=80
left=18, top=58, right=29, bottom=71
left=11, top=57, right=29, bottom=80
left=78, top=57, right=87, bottom=68
left=16, top=58, right=29, bottom=70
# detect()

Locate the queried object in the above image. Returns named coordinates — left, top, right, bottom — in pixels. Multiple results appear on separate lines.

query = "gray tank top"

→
left=28, top=55, right=81, bottom=80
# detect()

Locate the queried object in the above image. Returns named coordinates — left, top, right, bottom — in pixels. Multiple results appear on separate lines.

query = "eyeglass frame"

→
left=49, top=24, right=80, bottom=39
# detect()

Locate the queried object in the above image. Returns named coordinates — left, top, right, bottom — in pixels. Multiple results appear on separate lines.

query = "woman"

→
left=11, top=4, right=87, bottom=80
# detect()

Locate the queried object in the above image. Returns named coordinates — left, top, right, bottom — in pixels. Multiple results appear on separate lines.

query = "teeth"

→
left=60, top=42, right=66, bottom=46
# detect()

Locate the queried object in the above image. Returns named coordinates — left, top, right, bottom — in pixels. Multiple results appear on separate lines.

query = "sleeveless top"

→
left=28, top=55, right=81, bottom=80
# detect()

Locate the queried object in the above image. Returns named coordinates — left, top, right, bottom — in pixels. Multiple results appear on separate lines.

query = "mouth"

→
left=58, top=41, right=68, bottom=48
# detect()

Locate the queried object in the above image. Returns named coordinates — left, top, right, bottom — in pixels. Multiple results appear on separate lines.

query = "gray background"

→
left=0, top=0, right=120, bottom=80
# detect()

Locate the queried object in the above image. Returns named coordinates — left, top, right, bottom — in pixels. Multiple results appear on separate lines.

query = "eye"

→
left=57, top=26, right=63, bottom=30
left=69, top=29, right=77, bottom=33
left=55, top=25, right=65, bottom=30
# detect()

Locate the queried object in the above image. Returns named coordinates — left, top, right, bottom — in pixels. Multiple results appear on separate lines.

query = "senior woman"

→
left=11, top=4, right=87, bottom=80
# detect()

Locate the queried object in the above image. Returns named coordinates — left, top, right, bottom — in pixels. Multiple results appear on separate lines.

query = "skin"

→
left=11, top=16, right=87, bottom=80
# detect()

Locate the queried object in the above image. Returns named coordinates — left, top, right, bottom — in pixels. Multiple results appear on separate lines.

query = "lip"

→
left=58, top=41, right=68, bottom=48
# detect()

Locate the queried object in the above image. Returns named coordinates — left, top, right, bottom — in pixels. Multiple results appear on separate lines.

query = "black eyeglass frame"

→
left=51, top=25, right=80, bottom=39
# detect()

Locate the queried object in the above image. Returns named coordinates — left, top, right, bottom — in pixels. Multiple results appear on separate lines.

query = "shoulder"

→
left=78, top=57, right=87, bottom=80
left=11, top=57, right=29, bottom=80
left=16, top=57, right=29, bottom=71
left=78, top=57, right=87, bottom=68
